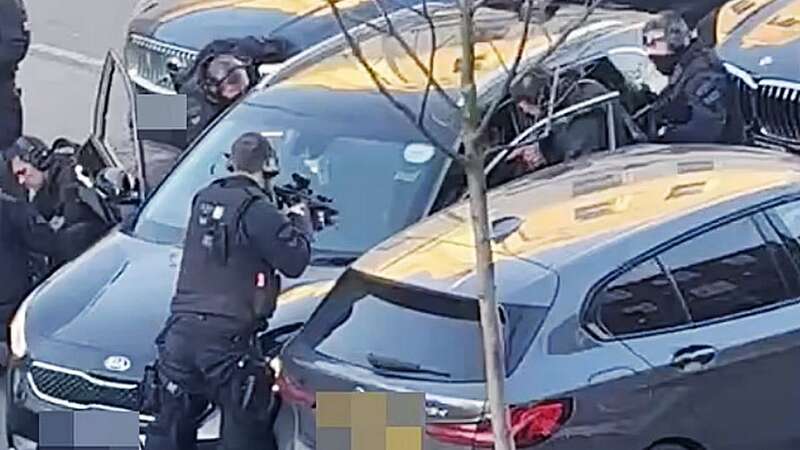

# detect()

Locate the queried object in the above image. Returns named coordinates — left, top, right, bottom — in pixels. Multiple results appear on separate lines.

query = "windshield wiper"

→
left=366, top=353, right=451, bottom=378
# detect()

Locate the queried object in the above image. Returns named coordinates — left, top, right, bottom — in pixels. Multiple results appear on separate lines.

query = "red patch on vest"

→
left=256, top=272, right=266, bottom=288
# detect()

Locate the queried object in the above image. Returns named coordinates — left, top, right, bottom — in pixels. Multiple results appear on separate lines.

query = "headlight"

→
left=269, top=357, right=282, bottom=392
left=10, top=297, right=30, bottom=358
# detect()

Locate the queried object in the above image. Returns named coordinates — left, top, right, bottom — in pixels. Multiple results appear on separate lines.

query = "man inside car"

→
left=642, top=10, right=745, bottom=144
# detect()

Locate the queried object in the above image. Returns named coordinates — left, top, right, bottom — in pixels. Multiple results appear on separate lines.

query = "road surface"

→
left=3, top=1, right=139, bottom=448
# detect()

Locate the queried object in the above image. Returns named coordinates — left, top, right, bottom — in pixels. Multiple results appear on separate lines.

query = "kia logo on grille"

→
left=104, top=356, right=132, bottom=372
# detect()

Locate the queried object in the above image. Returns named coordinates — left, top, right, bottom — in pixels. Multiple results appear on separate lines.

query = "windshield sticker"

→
left=404, top=143, right=435, bottom=164
left=395, top=170, right=421, bottom=183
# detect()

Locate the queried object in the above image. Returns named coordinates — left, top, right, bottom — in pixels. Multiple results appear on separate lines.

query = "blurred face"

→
left=11, top=156, right=45, bottom=191
left=517, top=99, right=542, bottom=118
left=644, top=30, right=679, bottom=76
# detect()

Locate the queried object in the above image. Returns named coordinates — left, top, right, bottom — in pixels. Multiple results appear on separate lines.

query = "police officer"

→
left=506, top=67, right=639, bottom=173
left=0, top=0, right=30, bottom=152
left=7, top=136, right=109, bottom=268
left=177, top=37, right=286, bottom=148
left=143, top=132, right=313, bottom=450
left=642, top=10, right=745, bottom=144
left=0, top=188, right=56, bottom=344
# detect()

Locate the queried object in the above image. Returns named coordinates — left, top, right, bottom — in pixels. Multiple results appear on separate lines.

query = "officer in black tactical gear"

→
left=143, top=132, right=312, bottom=450
left=176, top=37, right=286, bottom=149
left=0, top=0, right=30, bottom=152
left=642, top=10, right=745, bottom=144
left=0, top=186, right=57, bottom=344
left=7, top=135, right=109, bottom=268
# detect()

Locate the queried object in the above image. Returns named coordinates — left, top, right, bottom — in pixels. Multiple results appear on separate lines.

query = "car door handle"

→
left=670, top=345, right=717, bottom=372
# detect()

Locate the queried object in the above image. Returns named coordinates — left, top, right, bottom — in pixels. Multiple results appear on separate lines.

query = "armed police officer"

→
left=175, top=37, right=286, bottom=149
left=0, top=0, right=30, bottom=152
left=7, top=136, right=109, bottom=269
left=143, top=132, right=313, bottom=450
left=642, top=10, right=745, bottom=144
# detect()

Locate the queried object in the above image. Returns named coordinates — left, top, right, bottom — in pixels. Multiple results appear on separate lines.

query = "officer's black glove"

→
left=286, top=202, right=315, bottom=237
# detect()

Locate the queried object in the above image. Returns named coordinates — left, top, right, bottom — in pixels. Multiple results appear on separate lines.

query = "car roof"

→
left=252, top=3, right=652, bottom=99
left=352, top=144, right=800, bottom=287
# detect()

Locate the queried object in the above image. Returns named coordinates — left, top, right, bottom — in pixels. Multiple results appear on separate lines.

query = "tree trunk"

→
left=459, top=1, right=516, bottom=449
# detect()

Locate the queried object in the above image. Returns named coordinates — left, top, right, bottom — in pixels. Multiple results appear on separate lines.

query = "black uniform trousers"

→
left=144, top=313, right=277, bottom=450
left=0, top=78, right=21, bottom=152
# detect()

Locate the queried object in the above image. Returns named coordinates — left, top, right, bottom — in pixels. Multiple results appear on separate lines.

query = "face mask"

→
left=650, top=54, right=680, bottom=76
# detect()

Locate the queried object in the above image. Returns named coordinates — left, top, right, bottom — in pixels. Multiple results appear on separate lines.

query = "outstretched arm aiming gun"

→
left=273, top=173, right=337, bottom=232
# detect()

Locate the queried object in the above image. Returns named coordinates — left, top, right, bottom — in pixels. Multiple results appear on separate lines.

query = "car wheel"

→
left=650, top=445, right=690, bottom=450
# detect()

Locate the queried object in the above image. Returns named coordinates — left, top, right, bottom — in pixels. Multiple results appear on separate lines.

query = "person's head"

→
left=510, top=68, right=553, bottom=118
left=202, top=54, right=251, bottom=104
left=7, top=136, right=52, bottom=191
left=643, top=10, right=692, bottom=76
left=228, top=132, right=280, bottom=188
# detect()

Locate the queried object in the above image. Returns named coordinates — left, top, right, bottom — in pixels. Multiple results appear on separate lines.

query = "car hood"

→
left=716, top=0, right=800, bottom=79
left=25, top=230, right=344, bottom=380
left=127, top=0, right=406, bottom=52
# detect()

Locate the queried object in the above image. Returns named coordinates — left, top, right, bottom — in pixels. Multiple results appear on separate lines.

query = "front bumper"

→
left=5, top=358, right=219, bottom=449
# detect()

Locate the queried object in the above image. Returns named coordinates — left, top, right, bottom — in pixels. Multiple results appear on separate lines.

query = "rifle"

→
left=273, top=173, right=338, bottom=232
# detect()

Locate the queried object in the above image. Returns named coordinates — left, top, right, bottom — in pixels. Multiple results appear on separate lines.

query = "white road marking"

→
left=28, top=42, right=105, bottom=68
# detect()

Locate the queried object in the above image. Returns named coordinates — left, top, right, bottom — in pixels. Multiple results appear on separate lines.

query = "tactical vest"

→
left=171, top=178, right=278, bottom=331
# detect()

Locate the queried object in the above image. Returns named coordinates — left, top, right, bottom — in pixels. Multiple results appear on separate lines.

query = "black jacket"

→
left=653, top=42, right=745, bottom=145
left=0, top=0, right=29, bottom=79
left=30, top=153, right=109, bottom=267
left=171, top=175, right=310, bottom=333
left=0, top=191, right=55, bottom=306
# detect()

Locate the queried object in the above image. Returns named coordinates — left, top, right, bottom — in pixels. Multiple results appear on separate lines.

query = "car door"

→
left=613, top=214, right=800, bottom=449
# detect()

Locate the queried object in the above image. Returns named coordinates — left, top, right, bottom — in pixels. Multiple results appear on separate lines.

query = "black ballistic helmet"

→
left=7, top=135, right=53, bottom=171
left=228, top=132, right=279, bottom=177
left=643, top=10, right=692, bottom=55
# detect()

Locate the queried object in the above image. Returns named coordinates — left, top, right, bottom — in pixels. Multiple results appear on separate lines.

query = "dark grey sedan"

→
left=274, top=143, right=800, bottom=449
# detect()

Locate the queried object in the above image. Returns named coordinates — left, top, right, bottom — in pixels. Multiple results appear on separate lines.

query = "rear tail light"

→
left=426, top=399, right=572, bottom=448
left=275, top=373, right=315, bottom=407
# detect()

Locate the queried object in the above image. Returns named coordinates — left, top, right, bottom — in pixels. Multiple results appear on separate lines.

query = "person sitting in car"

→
left=496, top=67, right=640, bottom=183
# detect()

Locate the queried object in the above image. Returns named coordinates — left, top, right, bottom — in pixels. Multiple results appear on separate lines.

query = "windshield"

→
left=133, top=87, right=450, bottom=256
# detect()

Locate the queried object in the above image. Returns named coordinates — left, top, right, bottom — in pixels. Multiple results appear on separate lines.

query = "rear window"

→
left=297, top=270, right=548, bottom=382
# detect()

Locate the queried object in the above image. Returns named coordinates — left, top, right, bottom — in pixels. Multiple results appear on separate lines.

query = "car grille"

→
left=730, top=74, right=800, bottom=144
left=125, top=33, right=198, bottom=93
left=28, top=363, right=140, bottom=412
left=754, top=82, right=800, bottom=142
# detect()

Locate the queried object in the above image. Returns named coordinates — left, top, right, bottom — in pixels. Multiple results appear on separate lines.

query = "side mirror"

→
left=96, top=167, right=134, bottom=200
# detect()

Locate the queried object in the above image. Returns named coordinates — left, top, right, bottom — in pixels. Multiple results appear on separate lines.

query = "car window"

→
left=767, top=200, right=800, bottom=266
left=595, top=258, right=689, bottom=337
left=658, top=217, right=793, bottom=323
left=297, top=270, right=549, bottom=382
left=606, top=48, right=668, bottom=94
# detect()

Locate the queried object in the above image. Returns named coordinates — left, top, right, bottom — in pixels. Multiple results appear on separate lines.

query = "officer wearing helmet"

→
left=642, top=10, right=745, bottom=144
left=0, top=0, right=30, bottom=152
left=6, top=136, right=109, bottom=268
left=143, top=132, right=312, bottom=450
left=178, top=37, right=286, bottom=149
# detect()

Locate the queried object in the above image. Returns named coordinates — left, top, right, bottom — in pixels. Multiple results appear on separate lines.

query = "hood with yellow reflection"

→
left=154, top=0, right=370, bottom=23
left=716, top=0, right=800, bottom=80
left=279, top=6, right=635, bottom=93
left=353, top=147, right=800, bottom=286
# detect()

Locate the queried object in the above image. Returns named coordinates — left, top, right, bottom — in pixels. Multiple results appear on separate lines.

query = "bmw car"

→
left=6, top=4, right=662, bottom=448
left=701, top=0, right=800, bottom=151
left=124, top=0, right=457, bottom=95
left=276, top=143, right=800, bottom=450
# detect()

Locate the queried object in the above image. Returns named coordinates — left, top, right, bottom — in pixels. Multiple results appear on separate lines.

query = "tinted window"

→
left=298, top=271, right=548, bottom=382
left=767, top=201, right=800, bottom=269
left=133, top=88, right=451, bottom=255
left=596, top=259, right=689, bottom=336
left=659, top=217, right=792, bottom=322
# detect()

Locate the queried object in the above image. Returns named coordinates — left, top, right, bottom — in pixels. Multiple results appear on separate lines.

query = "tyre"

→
left=650, top=444, right=690, bottom=450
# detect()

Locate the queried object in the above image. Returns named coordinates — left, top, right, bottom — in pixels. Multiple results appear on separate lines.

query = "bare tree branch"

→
left=475, top=0, right=605, bottom=138
left=368, top=0, right=460, bottom=117
left=326, top=0, right=466, bottom=164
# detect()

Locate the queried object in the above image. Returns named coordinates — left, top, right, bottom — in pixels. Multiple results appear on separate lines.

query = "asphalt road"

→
left=4, top=2, right=139, bottom=448
left=17, top=0, right=139, bottom=145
